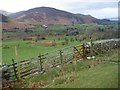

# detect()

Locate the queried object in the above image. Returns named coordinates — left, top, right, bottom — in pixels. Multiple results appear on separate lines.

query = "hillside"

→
left=0, top=10, right=11, bottom=16
left=9, top=7, right=103, bottom=25
left=13, top=48, right=118, bottom=88
left=0, top=13, right=9, bottom=22
left=0, top=13, right=34, bottom=30
left=1, top=7, right=115, bottom=30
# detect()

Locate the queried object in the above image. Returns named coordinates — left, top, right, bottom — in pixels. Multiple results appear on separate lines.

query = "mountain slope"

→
left=0, top=10, right=12, bottom=16
left=9, top=7, right=99, bottom=25
left=0, top=13, right=9, bottom=22
left=0, top=13, right=34, bottom=30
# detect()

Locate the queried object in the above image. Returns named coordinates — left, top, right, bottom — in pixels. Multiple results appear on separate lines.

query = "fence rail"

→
left=1, top=39, right=120, bottom=82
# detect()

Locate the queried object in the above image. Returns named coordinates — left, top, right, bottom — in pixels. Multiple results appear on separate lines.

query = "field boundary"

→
left=1, top=39, right=120, bottom=86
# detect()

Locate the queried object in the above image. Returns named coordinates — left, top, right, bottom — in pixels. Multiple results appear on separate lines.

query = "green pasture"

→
left=2, top=23, right=118, bottom=88
left=2, top=23, right=118, bottom=64
left=2, top=35, right=81, bottom=64
left=13, top=49, right=119, bottom=88
left=33, top=23, right=118, bottom=31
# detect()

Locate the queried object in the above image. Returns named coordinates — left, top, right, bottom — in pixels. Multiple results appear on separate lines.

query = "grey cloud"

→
left=65, top=2, right=118, bottom=12
left=85, top=2, right=118, bottom=10
left=57, top=2, right=118, bottom=19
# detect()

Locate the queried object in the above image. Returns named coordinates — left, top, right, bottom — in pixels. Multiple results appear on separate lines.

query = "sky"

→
left=0, top=0, right=119, bottom=19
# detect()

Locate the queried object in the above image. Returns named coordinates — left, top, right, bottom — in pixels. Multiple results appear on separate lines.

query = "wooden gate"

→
left=73, top=44, right=85, bottom=60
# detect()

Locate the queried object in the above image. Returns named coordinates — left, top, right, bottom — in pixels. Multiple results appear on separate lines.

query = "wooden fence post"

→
left=15, top=46, right=21, bottom=81
left=12, top=59, right=18, bottom=80
left=90, top=39, right=93, bottom=56
left=60, top=50, right=63, bottom=65
left=100, top=43, right=102, bottom=57
left=53, top=59, right=56, bottom=67
left=38, top=54, right=43, bottom=72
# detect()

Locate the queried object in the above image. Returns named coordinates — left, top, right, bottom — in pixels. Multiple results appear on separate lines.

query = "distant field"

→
left=2, top=23, right=118, bottom=64
left=34, top=23, right=118, bottom=31
left=2, top=36, right=80, bottom=64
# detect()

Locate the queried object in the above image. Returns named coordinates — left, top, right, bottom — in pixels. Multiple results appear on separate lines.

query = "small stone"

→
left=87, top=57, right=92, bottom=60
left=57, top=65, right=60, bottom=68
left=92, top=56, right=95, bottom=59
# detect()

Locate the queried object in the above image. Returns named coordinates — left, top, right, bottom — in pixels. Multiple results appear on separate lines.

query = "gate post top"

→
left=12, top=59, right=15, bottom=63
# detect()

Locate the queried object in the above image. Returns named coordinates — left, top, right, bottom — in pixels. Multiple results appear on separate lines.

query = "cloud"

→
left=81, top=8, right=118, bottom=19
left=56, top=2, right=118, bottom=19
left=60, top=2, right=117, bottom=12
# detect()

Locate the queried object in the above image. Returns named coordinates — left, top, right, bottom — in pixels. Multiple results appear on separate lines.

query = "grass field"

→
left=2, top=23, right=119, bottom=88
left=2, top=23, right=118, bottom=64
left=2, top=35, right=81, bottom=64
left=13, top=49, right=119, bottom=88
